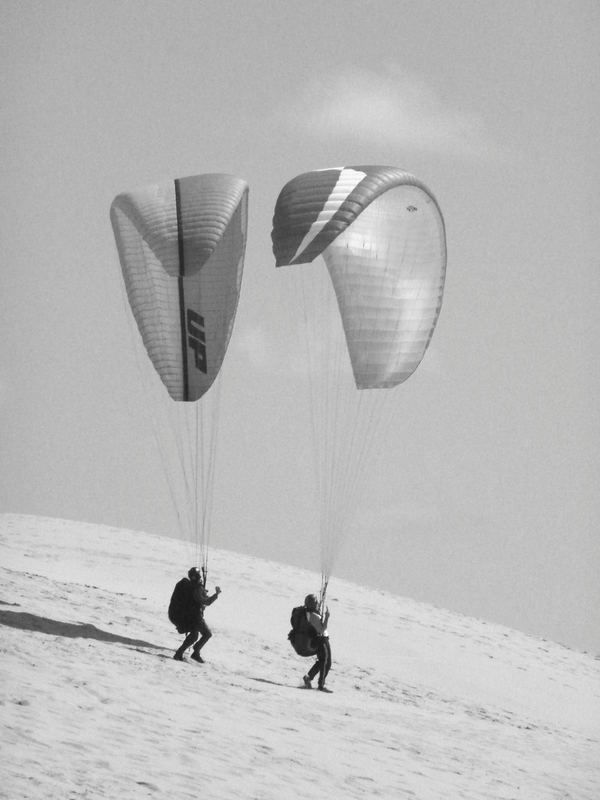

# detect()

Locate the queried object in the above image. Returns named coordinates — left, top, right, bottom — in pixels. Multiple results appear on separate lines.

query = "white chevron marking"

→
left=289, top=168, right=366, bottom=263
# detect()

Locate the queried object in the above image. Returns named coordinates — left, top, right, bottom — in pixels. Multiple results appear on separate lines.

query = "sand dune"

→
left=1, top=514, right=598, bottom=799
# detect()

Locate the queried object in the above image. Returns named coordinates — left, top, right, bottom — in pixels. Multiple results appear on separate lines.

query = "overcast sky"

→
left=2, top=0, right=599, bottom=653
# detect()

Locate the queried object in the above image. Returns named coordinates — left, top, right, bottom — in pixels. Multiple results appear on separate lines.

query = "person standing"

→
left=173, top=567, right=221, bottom=663
left=302, top=594, right=333, bottom=692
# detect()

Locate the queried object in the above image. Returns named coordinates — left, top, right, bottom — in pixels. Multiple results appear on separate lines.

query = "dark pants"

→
left=307, top=637, right=332, bottom=687
left=177, top=615, right=212, bottom=656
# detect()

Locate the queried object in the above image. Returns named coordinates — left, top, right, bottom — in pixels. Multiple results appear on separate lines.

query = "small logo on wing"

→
left=186, top=309, right=207, bottom=373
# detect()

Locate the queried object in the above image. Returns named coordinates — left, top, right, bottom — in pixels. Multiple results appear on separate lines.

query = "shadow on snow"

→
left=0, top=607, right=160, bottom=650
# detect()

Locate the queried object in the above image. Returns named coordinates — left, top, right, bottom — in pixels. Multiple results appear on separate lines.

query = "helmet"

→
left=188, top=567, right=201, bottom=581
left=304, top=594, right=318, bottom=610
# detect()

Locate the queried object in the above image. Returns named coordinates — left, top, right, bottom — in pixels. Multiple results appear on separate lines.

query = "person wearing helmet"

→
left=173, top=567, right=221, bottom=663
left=302, top=593, right=333, bottom=692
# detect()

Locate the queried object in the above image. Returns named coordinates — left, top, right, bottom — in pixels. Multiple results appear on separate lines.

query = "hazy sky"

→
left=3, top=0, right=599, bottom=653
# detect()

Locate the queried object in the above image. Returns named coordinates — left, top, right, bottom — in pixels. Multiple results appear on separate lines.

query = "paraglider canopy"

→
left=110, top=173, right=248, bottom=402
left=271, top=165, right=447, bottom=599
left=272, top=165, right=446, bottom=390
left=110, top=173, right=249, bottom=579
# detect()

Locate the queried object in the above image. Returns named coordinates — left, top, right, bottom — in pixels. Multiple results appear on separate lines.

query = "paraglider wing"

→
left=110, top=174, right=248, bottom=401
left=272, top=166, right=447, bottom=595
left=272, top=166, right=446, bottom=388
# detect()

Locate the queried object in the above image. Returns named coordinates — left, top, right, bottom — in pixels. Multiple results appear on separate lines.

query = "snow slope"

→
left=1, top=514, right=598, bottom=799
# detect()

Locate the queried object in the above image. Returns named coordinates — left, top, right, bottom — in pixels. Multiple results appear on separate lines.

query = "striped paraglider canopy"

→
left=272, top=165, right=447, bottom=603
left=272, top=165, right=446, bottom=389
left=111, top=173, right=248, bottom=401
left=110, top=173, right=249, bottom=579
